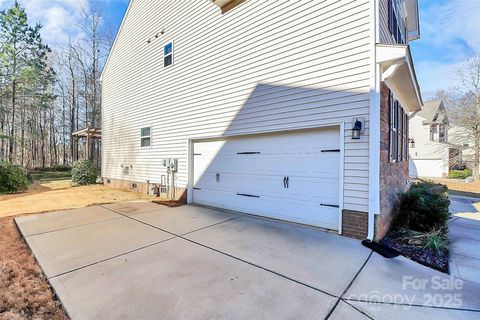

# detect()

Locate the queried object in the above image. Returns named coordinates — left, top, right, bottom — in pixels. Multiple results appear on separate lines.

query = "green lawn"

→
left=29, top=170, right=72, bottom=182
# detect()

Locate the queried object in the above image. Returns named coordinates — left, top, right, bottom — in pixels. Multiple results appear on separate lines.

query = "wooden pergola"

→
left=72, top=128, right=101, bottom=161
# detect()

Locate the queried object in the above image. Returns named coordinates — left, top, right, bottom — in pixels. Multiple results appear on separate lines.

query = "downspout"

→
left=367, top=0, right=381, bottom=240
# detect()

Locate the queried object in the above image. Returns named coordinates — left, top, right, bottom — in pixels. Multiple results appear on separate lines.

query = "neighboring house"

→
left=101, top=0, right=422, bottom=240
left=449, top=125, right=475, bottom=165
left=409, top=100, right=455, bottom=177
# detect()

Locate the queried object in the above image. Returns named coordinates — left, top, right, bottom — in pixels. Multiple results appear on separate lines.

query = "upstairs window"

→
left=388, top=0, right=406, bottom=44
left=439, top=125, right=447, bottom=143
left=141, top=126, right=151, bottom=147
left=163, top=41, right=173, bottom=67
left=389, top=91, right=408, bottom=162
left=430, top=125, right=437, bottom=141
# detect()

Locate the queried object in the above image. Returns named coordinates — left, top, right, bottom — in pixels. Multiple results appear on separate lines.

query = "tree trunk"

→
left=9, top=78, right=16, bottom=163
left=474, top=130, right=480, bottom=182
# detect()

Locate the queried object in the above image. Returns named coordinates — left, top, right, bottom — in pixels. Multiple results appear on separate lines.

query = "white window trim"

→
left=163, top=40, right=174, bottom=68
left=140, top=126, right=152, bottom=148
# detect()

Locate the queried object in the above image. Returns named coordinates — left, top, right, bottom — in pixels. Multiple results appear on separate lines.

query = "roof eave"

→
left=376, top=44, right=423, bottom=112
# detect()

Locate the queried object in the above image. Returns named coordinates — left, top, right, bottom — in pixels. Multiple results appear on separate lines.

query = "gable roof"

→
left=414, top=99, right=447, bottom=124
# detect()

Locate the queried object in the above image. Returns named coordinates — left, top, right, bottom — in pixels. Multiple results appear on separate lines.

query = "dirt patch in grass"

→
left=0, top=180, right=159, bottom=218
left=0, top=217, right=68, bottom=320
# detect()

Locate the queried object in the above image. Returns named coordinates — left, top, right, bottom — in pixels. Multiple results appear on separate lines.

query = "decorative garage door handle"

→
left=320, top=203, right=339, bottom=208
left=283, top=176, right=290, bottom=188
left=237, top=193, right=260, bottom=198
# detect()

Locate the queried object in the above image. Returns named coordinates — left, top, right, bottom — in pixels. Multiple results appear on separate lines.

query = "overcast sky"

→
left=1, top=0, right=479, bottom=101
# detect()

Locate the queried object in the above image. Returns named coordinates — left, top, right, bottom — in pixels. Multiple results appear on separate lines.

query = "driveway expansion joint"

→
left=101, top=205, right=340, bottom=299
left=342, top=300, right=375, bottom=320
left=47, top=236, right=177, bottom=280
left=24, top=216, right=124, bottom=238
left=342, top=298, right=480, bottom=313
left=450, top=251, right=480, bottom=260
left=449, top=217, right=461, bottom=224
left=325, top=250, right=373, bottom=319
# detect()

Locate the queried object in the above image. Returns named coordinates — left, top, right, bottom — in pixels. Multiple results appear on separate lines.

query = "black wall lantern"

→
left=409, top=138, right=415, bottom=148
left=352, top=119, right=362, bottom=140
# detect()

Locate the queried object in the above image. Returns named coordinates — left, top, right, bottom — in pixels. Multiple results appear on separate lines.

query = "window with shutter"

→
left=388, top=90, right=407, bottom=163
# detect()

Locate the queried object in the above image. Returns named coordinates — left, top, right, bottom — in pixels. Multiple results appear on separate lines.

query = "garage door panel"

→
left=195, top=154, right=340, bottom=178
left=195, top=172, right=339, bottom=203
left=193, top=189, right=339, bottom=230
left=195, top=130, right=339, bottom=152
left=193, top=128, right=341, bottom=230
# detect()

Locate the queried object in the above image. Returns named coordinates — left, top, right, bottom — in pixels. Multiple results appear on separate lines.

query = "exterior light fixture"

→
left=409, top=138, right=415, bottom=148
left=352, top=120, right=362, bottom=140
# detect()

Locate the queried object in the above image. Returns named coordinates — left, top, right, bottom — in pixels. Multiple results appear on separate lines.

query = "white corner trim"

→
left=338, top=121, right=345, bottom=235
left=187, top=139, right=194, bottom=204
left=367, top=0, right=381, bottom=240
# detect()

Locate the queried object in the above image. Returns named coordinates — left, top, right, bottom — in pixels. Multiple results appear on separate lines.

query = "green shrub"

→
left=394, top=181, right=450, bottom=233
left=448, top=168, right=472, bottom=179
left=71, top=160, right=97, bottom=185
left=0, top=162, right=28, bottom=194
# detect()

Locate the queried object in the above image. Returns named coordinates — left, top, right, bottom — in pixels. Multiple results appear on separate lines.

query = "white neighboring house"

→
left=101, top=0, right=422, bottom=240
left=409, top=100, right=459, bottom=177
left=449, top=125, right=478, bottom=173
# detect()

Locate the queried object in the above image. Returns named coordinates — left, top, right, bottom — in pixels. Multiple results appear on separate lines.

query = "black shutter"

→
left=388, top=0, right=393, bottom=34
left=388, top=92, right=392, bottom=162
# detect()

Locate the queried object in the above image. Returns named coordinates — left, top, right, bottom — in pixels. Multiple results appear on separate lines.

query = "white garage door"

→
left=192, top=128, right=341, bottom=230
left=409, top=158, right=446, bottom=178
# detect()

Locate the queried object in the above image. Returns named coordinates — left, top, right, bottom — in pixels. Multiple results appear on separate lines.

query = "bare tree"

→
left=444, top=56, right=480, bottom=182
left=0, top=2, right=112, bottom=169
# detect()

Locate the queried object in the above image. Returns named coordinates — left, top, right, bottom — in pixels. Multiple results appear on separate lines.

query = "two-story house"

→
left=101, top=0, right=422, bottom=240
left=409, top=100, right=451, bottom=177
left=409, top=100, right=465, bottom=178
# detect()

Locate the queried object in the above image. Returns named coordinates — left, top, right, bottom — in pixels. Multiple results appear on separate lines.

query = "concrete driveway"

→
left=15, top=202, right=480, bottom=320
left=449, top=195, right=480, bottom=285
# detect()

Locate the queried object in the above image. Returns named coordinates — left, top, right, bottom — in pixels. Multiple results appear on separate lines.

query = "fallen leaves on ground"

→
left=0, top=217, right=68, bottom=320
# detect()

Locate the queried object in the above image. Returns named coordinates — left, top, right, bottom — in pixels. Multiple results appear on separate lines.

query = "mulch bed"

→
left=380, top=234, right=449, bottom=273
left=0, top=217, right=68, bottom=320
left=151, top=199, right=185, bottom=207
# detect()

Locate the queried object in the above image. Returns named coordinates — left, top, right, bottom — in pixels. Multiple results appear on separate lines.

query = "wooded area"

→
left=0, top=2, right=111, bottom=168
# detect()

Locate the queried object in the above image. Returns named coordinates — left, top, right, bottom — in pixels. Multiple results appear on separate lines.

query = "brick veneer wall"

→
left=342, top=210, right=368, bottom=239
left=376, top=82, right=409, bottom=240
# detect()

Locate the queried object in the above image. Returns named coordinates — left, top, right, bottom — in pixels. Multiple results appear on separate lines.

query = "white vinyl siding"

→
left=102, top=0, right=372, bottom=213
